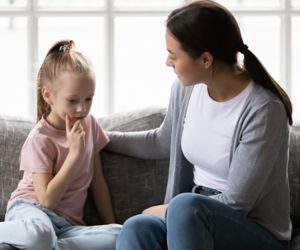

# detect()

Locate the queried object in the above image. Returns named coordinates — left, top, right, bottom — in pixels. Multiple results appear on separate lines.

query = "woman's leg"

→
left=116, top=214, right=167, bottom=250
left=166, top=193, right=289, bottom=250
left=0, top=200, right=56, bottom=250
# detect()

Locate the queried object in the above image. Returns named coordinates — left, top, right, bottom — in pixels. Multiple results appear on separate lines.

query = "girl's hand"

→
left=65, top=115, right=85, bottom=154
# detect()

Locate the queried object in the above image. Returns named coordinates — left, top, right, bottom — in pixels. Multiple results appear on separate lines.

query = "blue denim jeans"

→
left=116, top=193, right=289, bottom=250
left=0, top=199, right=121, bottom=250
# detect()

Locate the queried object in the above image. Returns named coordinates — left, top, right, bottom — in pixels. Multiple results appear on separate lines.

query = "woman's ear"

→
left=41, top=86, right=53, bottom=105
left=199, top=52, right=214, bottom=69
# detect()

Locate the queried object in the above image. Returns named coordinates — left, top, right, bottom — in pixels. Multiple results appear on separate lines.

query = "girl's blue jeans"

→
left=116, top=193, right=289, bottom=250
left=0, top=199, right=121, bottom=250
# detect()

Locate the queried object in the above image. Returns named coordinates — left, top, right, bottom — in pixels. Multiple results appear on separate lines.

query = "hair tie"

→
left=59, top=44, right=72, bottom=53
left=240, top=44, right=249, bottom=54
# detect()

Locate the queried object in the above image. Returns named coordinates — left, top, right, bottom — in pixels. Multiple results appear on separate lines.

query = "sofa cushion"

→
left=98, top=106, right=166, bottom=132
left=0, top=116, right=34, bottom=221
left=289, top=125, right=300, bottom=227
left=84, top=107, right=168, bottom=224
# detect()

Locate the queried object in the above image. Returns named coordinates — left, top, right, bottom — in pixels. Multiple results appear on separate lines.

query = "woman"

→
left=107, top=1, right=292, bottom=249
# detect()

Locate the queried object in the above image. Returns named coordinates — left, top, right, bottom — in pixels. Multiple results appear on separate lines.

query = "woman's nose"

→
left=166, top=56, right=173, bottom=67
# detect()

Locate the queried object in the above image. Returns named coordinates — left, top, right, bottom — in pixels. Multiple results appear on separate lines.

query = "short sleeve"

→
left=90, top=115, right=109, bottom=152
left=20, top=133, right=55, bottom=174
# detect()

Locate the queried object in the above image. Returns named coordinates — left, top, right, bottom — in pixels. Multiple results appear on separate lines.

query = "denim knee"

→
left=121, top=214, right=164, bottom=236
left=167, top=193, right=210, bottom=224
left=117, top=214, right=166, bottom=250
left=22, top=217, right=56, bottom=250
left=166, top=193, right=216, bottom=250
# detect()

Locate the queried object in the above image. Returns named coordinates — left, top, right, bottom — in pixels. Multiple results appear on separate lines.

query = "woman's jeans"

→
left=116, top=193, right=289, bottom=250
left=0, top=199, right=121, bottom=250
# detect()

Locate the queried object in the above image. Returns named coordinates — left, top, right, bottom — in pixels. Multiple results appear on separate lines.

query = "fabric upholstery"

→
left=0, top=109, right=300, bottom=249
left=289, top=125, right=300, bottom=228
left=0, top=116, right=33, bottom=221
left=0, top=107, right=168, bottom=224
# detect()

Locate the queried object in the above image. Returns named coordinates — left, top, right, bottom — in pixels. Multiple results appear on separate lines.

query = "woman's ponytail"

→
left=242, top=47, right=293, bottom=125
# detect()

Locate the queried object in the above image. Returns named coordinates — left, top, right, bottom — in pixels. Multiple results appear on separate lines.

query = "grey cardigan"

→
left=107, top=79, right=292, bottom=240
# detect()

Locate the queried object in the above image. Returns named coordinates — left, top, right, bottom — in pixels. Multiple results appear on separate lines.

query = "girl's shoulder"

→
left=24, top=118, right=61, bottom=148
left=82, top=114, right=106, bottom=137
left=82, top=114, right=100, bottom=129
left=26, top=118, right=49, bottom=140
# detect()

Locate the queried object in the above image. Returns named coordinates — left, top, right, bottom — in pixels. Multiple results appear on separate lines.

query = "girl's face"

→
left=44, top=72, right=95, bottom=129
left=165, top=29, right=211, bottom=86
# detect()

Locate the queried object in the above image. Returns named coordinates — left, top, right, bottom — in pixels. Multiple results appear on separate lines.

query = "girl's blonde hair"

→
left=36, top=39, right=93, bottom=121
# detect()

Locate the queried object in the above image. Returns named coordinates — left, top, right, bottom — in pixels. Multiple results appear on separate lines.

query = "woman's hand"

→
left=142, top=204, right=168, bottom=218
left=66, top=115, right=85, bottom=154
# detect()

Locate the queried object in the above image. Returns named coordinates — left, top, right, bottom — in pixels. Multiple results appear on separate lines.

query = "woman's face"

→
left=165, top=29, right=210, bottom=86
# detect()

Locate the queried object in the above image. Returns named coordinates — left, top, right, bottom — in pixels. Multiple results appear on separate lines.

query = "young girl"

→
left=0, top=40, right=121, bottom=250
left=107, top=1, right=292, bottom=250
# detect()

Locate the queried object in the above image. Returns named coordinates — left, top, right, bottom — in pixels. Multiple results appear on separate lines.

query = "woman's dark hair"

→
left=166, top=0, right=293, bottom=125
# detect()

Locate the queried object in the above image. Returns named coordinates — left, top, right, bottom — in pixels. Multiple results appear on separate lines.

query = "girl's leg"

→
left=37, top=205, right=121, bottom=250
left=166, top=193, right=289, bottom=250
left=0, top=200, right=56, bottom=250
left=55, top=224, right=122, bottom=250
left=116, top=214, right=167, bottom=250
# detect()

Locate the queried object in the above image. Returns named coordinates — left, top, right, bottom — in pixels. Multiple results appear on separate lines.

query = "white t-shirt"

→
left=181, top=82, right=253, bottom=191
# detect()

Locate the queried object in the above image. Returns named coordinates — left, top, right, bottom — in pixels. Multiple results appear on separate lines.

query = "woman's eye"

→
left=169, top=56, right=176, bottom=61
left=86, top=97, right=93, bottom=102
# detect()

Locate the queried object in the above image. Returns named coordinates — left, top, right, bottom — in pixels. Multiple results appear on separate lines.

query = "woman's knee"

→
left=121, top=214, right=165, bottom=237
left=168, top=193, right=198, bottom=211
left=167, top=193, right=210, bottom=224
left=117, top=214, right=166, bottom=250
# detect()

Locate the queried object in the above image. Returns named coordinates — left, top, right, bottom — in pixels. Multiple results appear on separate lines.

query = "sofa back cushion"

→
left=0, top=116, right=33, bottom=221
left=0, top=107, right=168, bottom=223
left=1, top=111, right=299, bottom=226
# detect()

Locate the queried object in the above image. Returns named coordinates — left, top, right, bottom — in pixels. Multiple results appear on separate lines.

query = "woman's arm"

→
left=211, top=99, right=289, bottom=214
left=105, top=80, right=183, bottom=160
left=90, top=153, right=115, bottom=224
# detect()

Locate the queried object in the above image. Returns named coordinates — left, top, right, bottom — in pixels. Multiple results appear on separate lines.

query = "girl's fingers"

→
left=72, top=120, right=82, bottom=131
left=65, top=115, right=71, bottom=133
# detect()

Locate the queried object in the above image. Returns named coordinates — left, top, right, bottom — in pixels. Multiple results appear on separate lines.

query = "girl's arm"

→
left=90, top=153, right=115, bottom=224
left=33, top=117, right=85, bottom=209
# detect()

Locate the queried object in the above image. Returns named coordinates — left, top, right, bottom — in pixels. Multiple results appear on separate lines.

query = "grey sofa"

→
left=0, top=107, right=300, bottom=250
